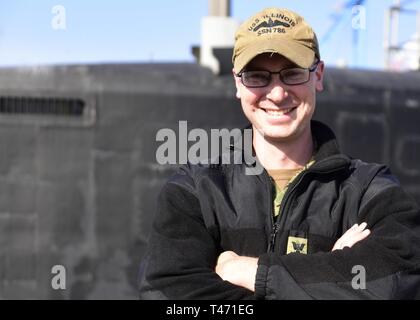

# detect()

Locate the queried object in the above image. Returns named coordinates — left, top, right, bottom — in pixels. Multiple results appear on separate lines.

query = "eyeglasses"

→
left=236, top=61, right=320, bottom=88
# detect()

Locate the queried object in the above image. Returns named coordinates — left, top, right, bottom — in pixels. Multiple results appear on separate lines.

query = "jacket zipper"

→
left=266, top=162, right=349, bottom=253
left=268, top=171, right=307, bottom=252
left=265, top=174, right=276, bottom=252
left=269, top=223, right=279, bottom=252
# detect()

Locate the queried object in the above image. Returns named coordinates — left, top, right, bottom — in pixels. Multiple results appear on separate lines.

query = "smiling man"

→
left=139, top=8, right=420, bottom=299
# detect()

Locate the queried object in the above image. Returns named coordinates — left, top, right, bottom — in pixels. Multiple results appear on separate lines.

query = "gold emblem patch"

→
left=287, top=236, right=308, bottom=254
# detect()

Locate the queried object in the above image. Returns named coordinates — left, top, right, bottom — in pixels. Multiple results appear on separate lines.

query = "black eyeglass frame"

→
left=236, top=60, right=320, bottom=88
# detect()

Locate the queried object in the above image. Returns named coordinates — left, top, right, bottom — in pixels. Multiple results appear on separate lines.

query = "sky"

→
left=0, top=0, right=419, bottom=69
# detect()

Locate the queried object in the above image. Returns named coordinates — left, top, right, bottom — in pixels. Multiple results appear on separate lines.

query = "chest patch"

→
left=287, top=236, right=308, bottom=254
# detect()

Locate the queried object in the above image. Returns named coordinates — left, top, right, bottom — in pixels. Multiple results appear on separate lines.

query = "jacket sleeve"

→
left=138, top=166, right=254, bottom=300
left=255, top=169, right=420, bottom=300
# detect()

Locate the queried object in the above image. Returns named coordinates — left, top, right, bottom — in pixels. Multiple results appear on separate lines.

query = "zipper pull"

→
left=269, top=224, right=279, bottom=252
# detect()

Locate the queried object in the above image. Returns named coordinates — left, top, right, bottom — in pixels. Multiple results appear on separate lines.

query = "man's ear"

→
left=233, top=69, right=242, bottom=99
left=315, top=61, right=325, bottom=92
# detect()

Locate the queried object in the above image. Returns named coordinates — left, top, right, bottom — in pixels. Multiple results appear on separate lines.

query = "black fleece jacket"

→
left=139, top=121, right=420, bottom=299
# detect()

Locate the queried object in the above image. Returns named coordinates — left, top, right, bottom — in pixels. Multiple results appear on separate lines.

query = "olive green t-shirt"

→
left=267, top=160, right=315, bottom=217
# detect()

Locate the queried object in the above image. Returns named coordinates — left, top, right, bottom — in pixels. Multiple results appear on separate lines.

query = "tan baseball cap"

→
left=233, top=7, right=320, bottom=74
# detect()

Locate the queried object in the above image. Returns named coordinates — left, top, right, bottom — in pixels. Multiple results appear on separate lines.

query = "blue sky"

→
left=0, top=0, right=419, bottom=69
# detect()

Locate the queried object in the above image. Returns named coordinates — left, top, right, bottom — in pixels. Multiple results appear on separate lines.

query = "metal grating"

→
left=0, top=96, right=85, bottom=116
left=0, top=95, right=96, bottom=127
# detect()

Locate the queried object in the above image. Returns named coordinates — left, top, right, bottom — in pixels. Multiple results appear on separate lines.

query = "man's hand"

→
left=215, top=251, right=258, bottom=292
left=215, top=222, right=371, bottom=291
left=332, top=222, right=370, bottom=251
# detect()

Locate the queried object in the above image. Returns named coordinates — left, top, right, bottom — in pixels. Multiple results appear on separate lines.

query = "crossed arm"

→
left=215, top=223, right=371, bottom=292
left=141, top=170, right=420, bottom=299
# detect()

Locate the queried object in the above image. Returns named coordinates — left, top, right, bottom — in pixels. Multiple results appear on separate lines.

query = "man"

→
left=139, top=8, right=420, bottom=299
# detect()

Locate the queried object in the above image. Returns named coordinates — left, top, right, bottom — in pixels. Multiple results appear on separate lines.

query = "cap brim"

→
left=233, top=38, right=316, bottom=74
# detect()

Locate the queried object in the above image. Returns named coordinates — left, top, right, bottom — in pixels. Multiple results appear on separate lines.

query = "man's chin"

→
left=262, top=131, right=295, bottom=143
left=252, top=124, right=302, bottom=143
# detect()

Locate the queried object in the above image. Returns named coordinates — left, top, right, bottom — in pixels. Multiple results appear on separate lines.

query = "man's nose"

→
left=266, top=77, right=289, bottom=102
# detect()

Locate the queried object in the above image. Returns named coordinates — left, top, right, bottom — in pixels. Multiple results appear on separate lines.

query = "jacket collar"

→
left=309, top=120, right=351, bottom=172
left=311, top=120, right=341, bottom=161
